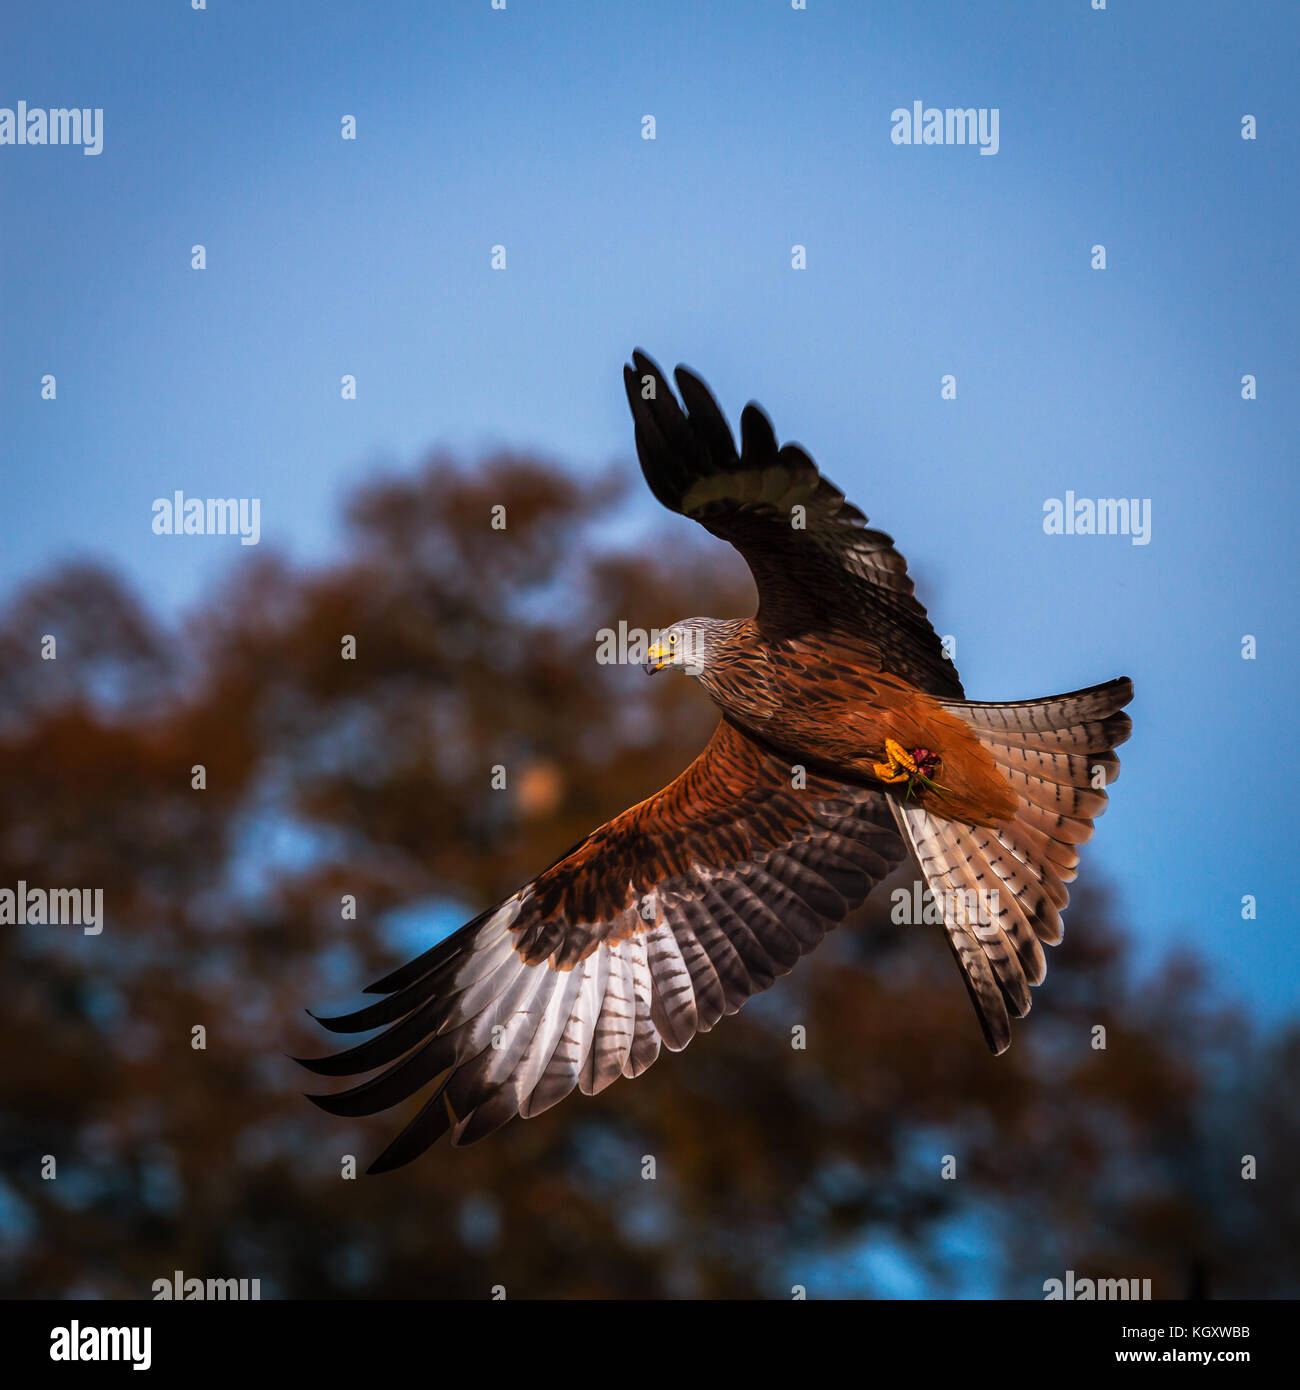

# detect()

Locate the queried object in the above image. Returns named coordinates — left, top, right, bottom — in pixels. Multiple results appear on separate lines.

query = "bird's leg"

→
left=872, top=737, right=916, bottom=784
left=873, top=739, right=947, bottom=799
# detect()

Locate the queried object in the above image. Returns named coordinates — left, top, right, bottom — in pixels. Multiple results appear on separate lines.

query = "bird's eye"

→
left=668, top=633, right=678, bottom=646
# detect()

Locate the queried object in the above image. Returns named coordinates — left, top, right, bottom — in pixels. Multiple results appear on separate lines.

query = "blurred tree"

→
left=0, top=456, right=1294, bottom=1299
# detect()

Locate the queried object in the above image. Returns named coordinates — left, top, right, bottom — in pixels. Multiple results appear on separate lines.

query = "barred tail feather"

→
left=893, top=678, right=1133, bottom=1053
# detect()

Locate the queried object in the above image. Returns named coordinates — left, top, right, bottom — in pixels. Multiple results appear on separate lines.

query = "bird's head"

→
left=642, top=617, right=725, bottom=677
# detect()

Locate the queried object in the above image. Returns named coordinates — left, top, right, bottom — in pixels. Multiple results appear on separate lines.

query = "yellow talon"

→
left=874, top=737, right=917, bottom=782
left=873, top=737, right=950, bottom=802
left=883, top=738, right=918, bottom=774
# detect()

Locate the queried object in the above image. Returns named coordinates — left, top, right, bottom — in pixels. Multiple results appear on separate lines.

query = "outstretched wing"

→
left=624, top=350, right=963, bottom=699
left=301, top=719, right=905, bottom=1170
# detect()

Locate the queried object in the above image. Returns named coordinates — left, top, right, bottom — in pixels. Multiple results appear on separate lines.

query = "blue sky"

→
left=2, top=1, right=1297, bottom=1022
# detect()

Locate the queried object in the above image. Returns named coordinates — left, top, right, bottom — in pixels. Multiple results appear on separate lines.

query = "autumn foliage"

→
left=0, top=458, right=1294, bottom=1298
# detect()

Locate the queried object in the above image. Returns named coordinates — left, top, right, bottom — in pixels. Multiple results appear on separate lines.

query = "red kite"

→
left=302, top=352, right=1132, bottom=1171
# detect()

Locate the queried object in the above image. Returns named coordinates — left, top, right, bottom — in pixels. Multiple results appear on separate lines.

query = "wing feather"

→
left=303, top=719, right=905, bottom=1167
left=623, top=350, right=963, bottom=698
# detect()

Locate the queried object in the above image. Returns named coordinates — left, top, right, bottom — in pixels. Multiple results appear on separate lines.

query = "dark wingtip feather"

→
left=624, top=351, right=697, bottom=512
left=627, top=349, right=669, bottom=402
left=673, top=365, right=739, bottom=476
left=672, top=363, right=726, bottom=419
left=362, top=921, right=476, bottom=996
left=739, top=401, right=778, bottom=462
left=365, top=1092, right=455, bottom=1173
left=294, top=1048, right=379, bottom=1078
left=304, top=1089, right=355, bottom=1115
left=305, top=1086, right=390, bottom=1119
left=292, top=1054, right=338, bottom=1075
left=306, top=994, right=408, bottom=1034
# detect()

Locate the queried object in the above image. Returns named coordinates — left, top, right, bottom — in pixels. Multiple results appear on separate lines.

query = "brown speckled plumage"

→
left=302, top=351, right=1133, bottom=1169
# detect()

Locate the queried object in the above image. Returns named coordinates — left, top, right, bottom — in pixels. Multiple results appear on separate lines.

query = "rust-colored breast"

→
left=702, top=630, right=1018, bottom=828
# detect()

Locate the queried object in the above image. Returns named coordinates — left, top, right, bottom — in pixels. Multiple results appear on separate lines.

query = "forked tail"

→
left=890, top=677, right=1134, bottom=1052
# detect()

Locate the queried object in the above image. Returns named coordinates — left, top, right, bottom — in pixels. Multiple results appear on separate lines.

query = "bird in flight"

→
left=302, top=351, right=1133, bottom=1171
